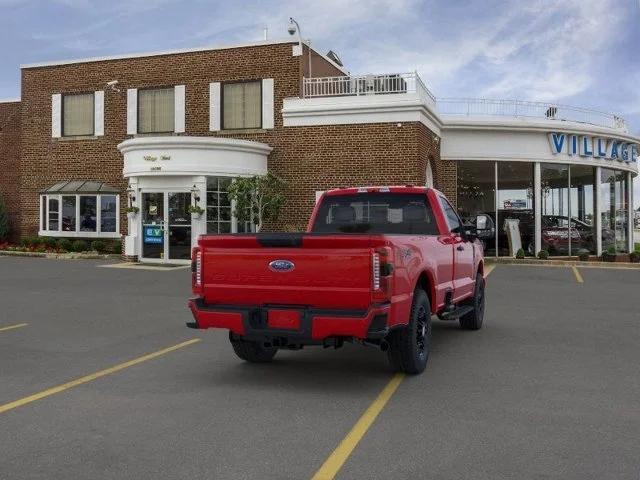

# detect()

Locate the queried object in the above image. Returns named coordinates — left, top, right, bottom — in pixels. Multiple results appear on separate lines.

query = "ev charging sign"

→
left=548, top=132, right=638, bottom=163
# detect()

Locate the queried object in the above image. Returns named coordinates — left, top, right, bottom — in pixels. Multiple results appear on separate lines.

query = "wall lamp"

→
left=191, top=184, right=201, bottom=203
left=126, top=185, right=136, bottom=203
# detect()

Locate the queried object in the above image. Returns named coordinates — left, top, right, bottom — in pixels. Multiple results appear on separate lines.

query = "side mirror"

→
left=475, top=214, right=495, bottom=239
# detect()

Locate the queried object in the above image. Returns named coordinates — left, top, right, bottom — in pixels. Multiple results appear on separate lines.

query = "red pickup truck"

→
left=188, top=186, right=491, bottom=374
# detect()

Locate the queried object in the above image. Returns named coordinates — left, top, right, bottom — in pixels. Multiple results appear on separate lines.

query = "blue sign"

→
left=144, top=226, right=163, bottom=245
left=548, top=132, right=638, bottom=163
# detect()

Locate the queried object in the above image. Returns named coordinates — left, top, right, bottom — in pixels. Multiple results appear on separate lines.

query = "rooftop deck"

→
left=302, top=73, right=628, bottom=132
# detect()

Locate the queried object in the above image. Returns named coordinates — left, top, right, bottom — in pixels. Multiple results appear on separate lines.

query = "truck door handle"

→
left=456, top=245, right=464, bottom=251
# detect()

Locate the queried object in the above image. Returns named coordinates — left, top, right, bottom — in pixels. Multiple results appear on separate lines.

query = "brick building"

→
left=0, top=38, right=638, bottom=261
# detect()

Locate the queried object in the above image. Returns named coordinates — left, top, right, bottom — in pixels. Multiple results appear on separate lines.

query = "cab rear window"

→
left=312, top=193, right=439, bottom=234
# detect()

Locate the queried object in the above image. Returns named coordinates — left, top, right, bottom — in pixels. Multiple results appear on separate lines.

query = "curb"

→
left=0, top=250, right=120, bottom=260
left=486, top=258, right=640, bottom=269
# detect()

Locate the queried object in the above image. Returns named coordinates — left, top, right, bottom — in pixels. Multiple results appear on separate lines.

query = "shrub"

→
left=57, top=238, right=73, bottom=252
left=21, top=236, right=40, bottom=248
left=515, top=248, right=525, bottom=259
left=537, top=250, right=549, bottom=260
left=630, top=251, right=640, bottom=263
left=40, top=236, right=58, bottom=249
left=109, top=239, right=122, bottom=254
left=71, top=239, right=88, bottom=252
left=91, top=240, right=106, bottom=253
left=577, top=249, right=590, bottom=261
left=606, top=245, right=617, bottom=255
left=0, top=194, right=9, bottom=241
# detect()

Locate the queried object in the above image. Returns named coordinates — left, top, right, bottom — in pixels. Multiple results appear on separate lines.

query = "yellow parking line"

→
left=0, top=338, right=201, bottom=415
left=484, top=264, right=496, bottom=277
left=0, top=323, right=28, bottom=333
left=572, top=266, right=584, bottom=283
left=311, top=373, right=405, bottom=480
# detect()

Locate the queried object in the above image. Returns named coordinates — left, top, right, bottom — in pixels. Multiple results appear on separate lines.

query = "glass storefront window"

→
left=600, top=168, right=629, bottom=253
left=457, top=160, right=629, bottom=257
left=456, top=161, right=496, bottom=256
left=541, top=164, right=569, bottom=255
left=497, top=162, right=535, bottom=256
left=569, top=166, right=596, bottom=255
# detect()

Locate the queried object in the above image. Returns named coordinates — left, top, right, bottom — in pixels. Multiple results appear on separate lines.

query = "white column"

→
left=191, top=176, right=207, bottom=246
left=125, top=177, right=139, bottom=257
left=595, top=166, right=602, bottom=256
left=534, top=162, right=541, bottom=255
left=628, top=171, right=634, bottom=253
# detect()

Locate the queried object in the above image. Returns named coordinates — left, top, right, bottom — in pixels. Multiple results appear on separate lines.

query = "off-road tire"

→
left=386, top=289, right=431, bottom=374
left=459, top=273, right=485, bottom=330
left=230, top=335, right=278, bottom=363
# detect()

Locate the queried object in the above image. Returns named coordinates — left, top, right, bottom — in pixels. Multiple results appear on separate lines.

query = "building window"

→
left=79, top=196, right=97, bottom=232
left=600, top=168, right=629, bottom=253
left=40, top=194, right=119, bottom=238
left=206, top=177, right=232, bottom=234
left=62, top=196, right=76, bottom=232
left=101, top=195, right=117, bottom=233
left=222, top=81, right=261, bottom=130
left=457, top=161, right=496, bottom=256
left=138, top=87, right=174, bottom=133
left=62, top=93, right=94, bottom=136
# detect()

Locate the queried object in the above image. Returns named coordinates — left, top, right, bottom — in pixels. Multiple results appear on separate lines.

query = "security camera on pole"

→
left=288, top=17, right=312, bottom=92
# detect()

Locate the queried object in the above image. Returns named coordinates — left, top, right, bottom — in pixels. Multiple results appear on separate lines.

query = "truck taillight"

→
left=192, top=247, right=202, bottom=290
left=372, top=252, right=381, bottom=290
left=372, top=247, right=393, bottom=301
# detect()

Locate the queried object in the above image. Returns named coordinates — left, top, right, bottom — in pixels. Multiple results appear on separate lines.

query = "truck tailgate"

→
left=199, top=235, right=377, bottom=310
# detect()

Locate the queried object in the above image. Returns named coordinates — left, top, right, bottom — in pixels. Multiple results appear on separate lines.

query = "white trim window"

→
left=128, top=85, right=185, bottom=134
left=39, top=193, right=120, bottom=238
left=52, top=91, right=104, bottom=138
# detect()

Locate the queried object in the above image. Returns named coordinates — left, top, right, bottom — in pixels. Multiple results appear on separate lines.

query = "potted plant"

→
left=125, top=206, right=139, bottom=218
left=537, top=250, right=549, bottom=260
left=576, top=249, right=590, bottom=262
left=601, top=245, right=617, bottom=262
left=188, top=205, right=205, bottom=219
left=515, top=248, right=525, bottom=259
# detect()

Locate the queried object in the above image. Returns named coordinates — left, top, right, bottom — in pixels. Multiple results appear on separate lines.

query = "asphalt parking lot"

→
left=1, top=257, right=639, bottom=480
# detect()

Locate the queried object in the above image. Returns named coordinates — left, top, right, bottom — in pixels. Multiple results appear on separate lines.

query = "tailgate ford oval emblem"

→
left=269, top=259, right=295, bottom=272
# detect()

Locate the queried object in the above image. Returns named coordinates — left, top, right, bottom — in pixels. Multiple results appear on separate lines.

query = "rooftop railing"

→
left=302, top=72, right=436, bottom=106
left=435, top=98, right=628, bottom=132
left=301, top=73, right=628, bottom=132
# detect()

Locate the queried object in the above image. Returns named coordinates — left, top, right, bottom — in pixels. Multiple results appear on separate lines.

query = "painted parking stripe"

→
left=311, top=373, right=405, bottom=480
left=572, top=266, right=584, bottom=283
left=0, top=323, right=28, bottom=333
left=484, top=264, right=496, bottom=277
left=0, top=338, right=201, bottom=415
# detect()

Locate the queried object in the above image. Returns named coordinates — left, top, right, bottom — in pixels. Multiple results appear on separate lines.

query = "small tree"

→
left=227, top=173, right=286, bottom=232
left=0, top=194, right=10, bottom=241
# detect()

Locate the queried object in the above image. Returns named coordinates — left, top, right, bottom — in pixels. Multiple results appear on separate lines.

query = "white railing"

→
left=436, top=98, right=628, bottom=132
left=302, top=72, right=436, bottom=105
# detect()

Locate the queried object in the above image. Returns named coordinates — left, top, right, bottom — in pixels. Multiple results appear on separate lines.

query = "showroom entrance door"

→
left=140, top=192, right=192, bottom=263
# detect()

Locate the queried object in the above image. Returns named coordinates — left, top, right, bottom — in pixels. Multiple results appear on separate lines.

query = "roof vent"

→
left=326, top=50, right=343, bottom=67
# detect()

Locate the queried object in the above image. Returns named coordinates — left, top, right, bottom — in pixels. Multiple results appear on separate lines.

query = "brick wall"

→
left=0, top=101, right=21, bottom=240
left=19, top=42, right=308, bottom=237
left=17, top=41, right=444, bottom=237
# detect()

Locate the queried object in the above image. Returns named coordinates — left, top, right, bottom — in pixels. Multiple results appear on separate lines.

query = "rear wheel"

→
left=459, top=273, right=485, bottom=330
left=386, top=289, right=431, bottom=374
left=230, top=334, right=278, bottom=363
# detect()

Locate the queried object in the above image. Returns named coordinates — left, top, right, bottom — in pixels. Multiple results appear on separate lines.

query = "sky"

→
left=1, top=0, right=639, bottom=203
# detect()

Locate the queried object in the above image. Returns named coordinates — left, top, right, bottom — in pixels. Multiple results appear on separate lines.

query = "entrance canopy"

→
left=41, top=180, right=120, bottom=194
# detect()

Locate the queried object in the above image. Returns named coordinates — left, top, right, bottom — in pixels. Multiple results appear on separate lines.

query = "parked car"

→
left=187, top=186, right=491, bottom=374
